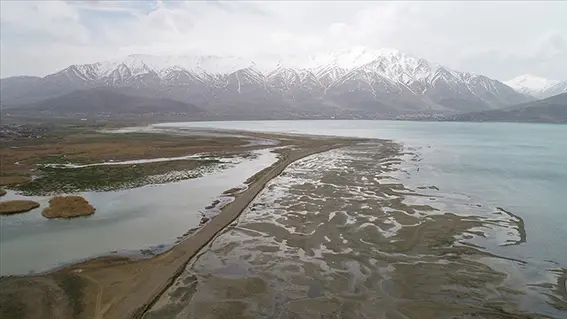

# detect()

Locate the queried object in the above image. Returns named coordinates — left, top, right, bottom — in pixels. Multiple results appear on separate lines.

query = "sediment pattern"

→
left=145, top=142, right=564, bottom=319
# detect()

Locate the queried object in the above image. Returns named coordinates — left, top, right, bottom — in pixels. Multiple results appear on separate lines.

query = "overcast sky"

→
left=1, top=1, right=566, bottom=80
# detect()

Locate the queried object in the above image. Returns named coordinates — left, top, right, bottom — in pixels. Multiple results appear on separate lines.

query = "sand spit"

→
left=42, top=196, right=95, bottom=219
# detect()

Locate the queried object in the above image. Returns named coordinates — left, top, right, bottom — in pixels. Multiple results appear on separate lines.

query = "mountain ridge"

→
left=504, top=74, right=566, bottom=98
left=6, top=87, right=204, bottom=117
left=449, top=93, right=567, bottom=123
left=1, top=48, right=533, bottom=119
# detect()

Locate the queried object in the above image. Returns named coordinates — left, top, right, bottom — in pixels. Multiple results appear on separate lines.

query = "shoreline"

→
left=2, top=122, right=566, bottom=318
left=133, top=139, right=357, bottom=318
left=0, top=133, right=363, bottom=319
left=143, top=139, right=564, bottom=319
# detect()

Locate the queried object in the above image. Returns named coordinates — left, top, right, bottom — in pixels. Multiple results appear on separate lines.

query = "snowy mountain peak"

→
left=75, top=47, right=454, bottom=83
left=311, top=47, right=407, bottom=70
left=92, top=54, right=254, bottom=78
left=504, top=74, right=560, bottom=97
left=3, top=46, right=534, bottom=115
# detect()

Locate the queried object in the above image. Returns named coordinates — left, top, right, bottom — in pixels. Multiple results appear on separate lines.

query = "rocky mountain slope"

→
left=1, top=48, right=531, bottom=119
left=542, top=80, right=567, bottom=98
left=5, top=87, right=203, bottom=118
left=450, top=93, right=567, bottom=123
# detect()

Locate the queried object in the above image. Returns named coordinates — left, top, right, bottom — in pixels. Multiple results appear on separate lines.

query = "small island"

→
left=0, top=200, right=40, bottom=215
left=42, top=196, right=96, bottom=219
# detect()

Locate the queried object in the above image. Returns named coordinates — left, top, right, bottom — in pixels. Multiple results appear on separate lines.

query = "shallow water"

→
left=0, top=149, right=278, bottom=276
left=147, top=120, right=567, bottom=318
left=158, top=120, right=567, bottom=265
left=40, top=153, right=219, bottom=169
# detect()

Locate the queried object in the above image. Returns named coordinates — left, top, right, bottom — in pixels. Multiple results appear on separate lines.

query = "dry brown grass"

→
left=42, top=196, right=95, bottom=219
left=0, top=176, right=31, bottom=186
left=0, top=133, right=247, bottom=177
left=0, top=200, right=40, bottom=215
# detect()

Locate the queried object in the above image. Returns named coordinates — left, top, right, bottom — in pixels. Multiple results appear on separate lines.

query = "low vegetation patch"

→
left=12, top=159, right=224, bottom=196
left=0, top=274, right=87, bottom=319
left=1, top=123, right=265, bottom=197
left=52, top=274, right=87, bottom=318
left=0, top=188, right=6, bottom=196
left=42, top=195, right=95, bottom=219
left=0, top=200, right=40, bottom=215
left=0, top=125, right=247, bottom=178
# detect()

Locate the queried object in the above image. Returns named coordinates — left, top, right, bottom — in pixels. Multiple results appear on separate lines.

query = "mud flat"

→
left=0, top=132, right=360, bottom=319
left=144, top=142, right=565, bottom=319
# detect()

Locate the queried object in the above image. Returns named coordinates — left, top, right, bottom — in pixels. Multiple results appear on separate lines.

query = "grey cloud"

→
left=1, top=1, right=566, bottom=79
left=458, top=34, right=567, bottom=80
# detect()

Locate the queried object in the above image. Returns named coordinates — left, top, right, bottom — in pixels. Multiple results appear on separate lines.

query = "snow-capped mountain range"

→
left=1, top=47, right=537, bottom=119
left=504, top=74, right=567, bottom=98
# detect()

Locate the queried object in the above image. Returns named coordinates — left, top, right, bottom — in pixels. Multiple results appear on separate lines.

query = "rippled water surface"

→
left=147, top=120, right=567, bottom=318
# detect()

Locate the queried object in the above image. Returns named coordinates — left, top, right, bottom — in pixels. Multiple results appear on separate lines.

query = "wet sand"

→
left=0, top=133, right=360, bottom=319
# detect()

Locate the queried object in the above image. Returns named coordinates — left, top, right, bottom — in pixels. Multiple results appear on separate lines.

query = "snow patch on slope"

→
left=504, top=74, right=559, bottom=97
left=39, top=47, right=532, bottom=109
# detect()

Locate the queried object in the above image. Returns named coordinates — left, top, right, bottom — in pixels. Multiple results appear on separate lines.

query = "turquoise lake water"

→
left=159, top=120, right=567, bottom=277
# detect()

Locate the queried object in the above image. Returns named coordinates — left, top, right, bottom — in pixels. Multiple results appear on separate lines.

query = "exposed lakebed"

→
left=2, top=121, right=565, bottom=319
left=145, top=137, right=566, bottom=318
